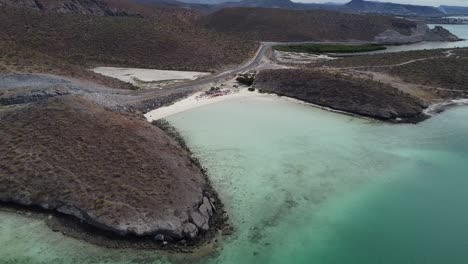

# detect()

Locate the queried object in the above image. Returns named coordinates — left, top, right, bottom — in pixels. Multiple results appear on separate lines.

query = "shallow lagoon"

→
left=2, top=95, right=468, bottom=263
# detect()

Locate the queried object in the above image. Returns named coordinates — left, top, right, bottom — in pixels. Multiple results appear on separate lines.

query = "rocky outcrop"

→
left=255, top=69, right=428, bottom=123
left=375, top=23, right=462, bottom=44
left=423, top=26, right=462, bottom=42
left=0, top=94, right=219, bottom=240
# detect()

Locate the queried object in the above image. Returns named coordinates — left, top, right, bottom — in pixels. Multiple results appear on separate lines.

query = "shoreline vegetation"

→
left=273, top=44, right=387, bottom=54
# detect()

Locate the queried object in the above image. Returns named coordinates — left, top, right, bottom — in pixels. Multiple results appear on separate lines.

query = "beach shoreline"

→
left=144, top=86, right=468, bottom=124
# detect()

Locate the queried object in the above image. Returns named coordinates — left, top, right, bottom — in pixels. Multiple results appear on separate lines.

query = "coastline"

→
left=0, top=203, right=225, bottom=259
left=0, top=93, right=232, bottom=254
left=143, top=87, right=468, bottom=124
left=0, top=114, right=232, bottom=254
left=144, top=88, right=267, bottom=122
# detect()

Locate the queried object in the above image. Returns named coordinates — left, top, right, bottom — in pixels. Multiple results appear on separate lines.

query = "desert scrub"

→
left=274, top=44, right=386, bottom=54
left=319, top=49, right=449, bottom=68
left=255, top=69, right=427, bottom=122
left=236, top=73, right=255, bottom=86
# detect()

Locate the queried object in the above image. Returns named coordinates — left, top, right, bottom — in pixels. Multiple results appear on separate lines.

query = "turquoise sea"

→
left=2, top=95, right=468, bottom=264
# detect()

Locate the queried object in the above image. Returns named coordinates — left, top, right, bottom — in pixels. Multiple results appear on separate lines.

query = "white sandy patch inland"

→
left=91, top=67, right=210, bottom=86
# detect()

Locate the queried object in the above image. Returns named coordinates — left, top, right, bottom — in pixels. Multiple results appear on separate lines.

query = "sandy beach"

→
left=144, top=88, right=266, bottom=121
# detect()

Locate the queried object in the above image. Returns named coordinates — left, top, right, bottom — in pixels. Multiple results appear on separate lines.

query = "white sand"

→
left=145, top=89, right=265, bottom=121
left=91, top=67, right=210, bottom=85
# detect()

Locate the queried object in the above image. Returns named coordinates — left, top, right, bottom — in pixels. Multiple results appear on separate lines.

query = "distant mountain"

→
left=344, top=0, right=444, bottom=16
left=178, top=0, right=238, bottom=4
left=439, top=5, right=468, bottom=15
left=200, top=7, right=420, bottom=42
left=221, top=0, right=295, bottom=8
left=126, top=0, right=211, bottom=9
left=215, top=0, right=340, bottom=10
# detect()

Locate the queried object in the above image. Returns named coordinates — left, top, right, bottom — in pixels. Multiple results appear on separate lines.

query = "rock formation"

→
left=375, top=23, right=462, bottom=44
left=0, top=91, right=219, bottom=240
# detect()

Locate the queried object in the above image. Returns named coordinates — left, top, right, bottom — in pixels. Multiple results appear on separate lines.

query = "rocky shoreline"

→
left=254, top=69, right=429, bottom=123
left=0, top=78, right=231, bottom=250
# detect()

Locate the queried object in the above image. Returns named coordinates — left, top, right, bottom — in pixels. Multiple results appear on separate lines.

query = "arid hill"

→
left=0, top=7, right=257, bottom=72
left=0, top=0, right=205, bottom=15
left=0, top=95, right=218, bottom=240
left=344, top=0, right=444, bottom=16
left=255, top=69, right=427, bottom=122
left=199, top=8, right=423, bottom=42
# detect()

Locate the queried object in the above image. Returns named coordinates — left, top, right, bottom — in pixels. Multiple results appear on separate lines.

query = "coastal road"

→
left=124, top=42, right=274, bottom=109
left=147, top=41, right=371, bottom=92
left=148, top=40, right=376, bottom=92
left=123, top=41, right=389, bottom=110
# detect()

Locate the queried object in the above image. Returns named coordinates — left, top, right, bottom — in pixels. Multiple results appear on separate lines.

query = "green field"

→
left=273, top=44, right=387, bottom=54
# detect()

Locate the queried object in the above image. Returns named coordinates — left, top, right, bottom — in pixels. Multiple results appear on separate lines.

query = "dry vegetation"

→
left=200, top=7, right=418, bottom=42
left=0, top=7, right=258, bottom=72
left=319, top=48, right=468, bottom=99
left=0, top=95, right=211, bottom=238
left=255, top=69, right=427, bottom=122
left=383, top=58, right=468, bottom=97
left=320, top=49, right=447, bottom=68
left=0, top=41, right=136, bottom=90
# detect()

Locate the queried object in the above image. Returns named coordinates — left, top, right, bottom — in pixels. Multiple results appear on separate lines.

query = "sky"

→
left=293, top=0, right=468, bottom=7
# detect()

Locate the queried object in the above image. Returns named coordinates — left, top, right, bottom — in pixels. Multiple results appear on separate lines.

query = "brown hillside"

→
left=0, top=95, right=216, bottom=239
left=0, top=7, right=257, bottom=72
left=199, top=7, right=418, bottom=42
left=255, top=69, right=427, bottom=122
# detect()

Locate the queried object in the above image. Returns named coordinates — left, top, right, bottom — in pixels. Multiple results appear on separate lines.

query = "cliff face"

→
left=375, top=24, right=462, bottom=44
left=0, top=89, right=217, bottom=240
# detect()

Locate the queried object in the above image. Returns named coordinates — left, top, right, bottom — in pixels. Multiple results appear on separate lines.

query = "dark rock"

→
left=236, top=73, right=255, bottom=86
left=154, top=234, right=165, bottom=241
left=222, top=226, right=234, bottom=236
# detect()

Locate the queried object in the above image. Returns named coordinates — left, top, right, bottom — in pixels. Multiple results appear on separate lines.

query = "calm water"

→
left=372, top=24, right=468, bottom=53
left=2, top=95, right=468, bottom=263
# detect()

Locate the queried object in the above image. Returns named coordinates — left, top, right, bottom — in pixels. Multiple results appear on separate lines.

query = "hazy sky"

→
left=293, top=0, right=468, bottom=7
